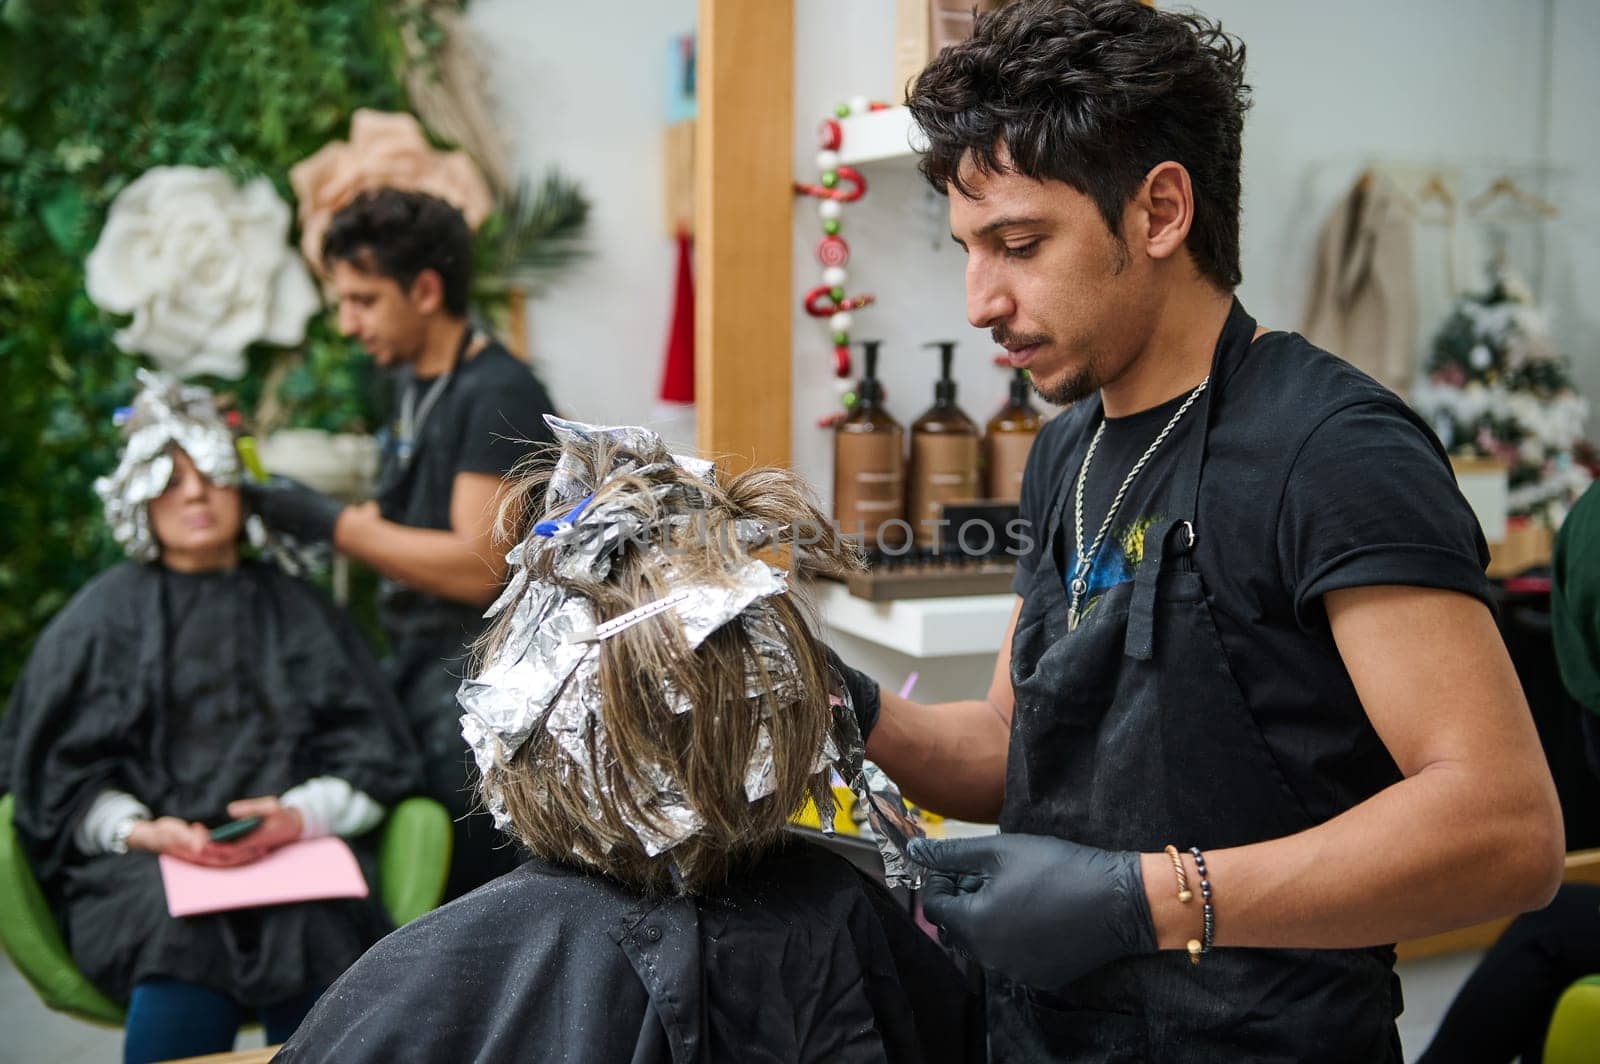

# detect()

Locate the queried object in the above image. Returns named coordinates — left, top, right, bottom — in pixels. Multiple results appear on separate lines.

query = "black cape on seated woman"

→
left=277, top=837, right=981, bottom=1063
left=2, top=559, right=422, bottom=1005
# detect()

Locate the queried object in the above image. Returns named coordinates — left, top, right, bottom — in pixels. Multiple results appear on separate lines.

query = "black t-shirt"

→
left=1013, top=329, right=1493, bottom=823
left=376, top=339, right=559, bottom=641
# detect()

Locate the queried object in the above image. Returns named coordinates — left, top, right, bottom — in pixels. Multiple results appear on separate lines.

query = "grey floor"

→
left=0, top=951, right=265, bottom=1064
left=0, top=945, right=1483, bottom=1064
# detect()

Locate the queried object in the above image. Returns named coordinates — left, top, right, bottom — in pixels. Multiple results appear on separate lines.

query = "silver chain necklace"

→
left=397, top=327, right=474, bottom=467
left=1067, top=377, right=1209, bottom=631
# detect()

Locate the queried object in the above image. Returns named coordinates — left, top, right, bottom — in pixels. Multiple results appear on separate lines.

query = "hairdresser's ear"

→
left=1137, top=161, right=1194, bottom=263
left=407, top=268, right=446, bottom=315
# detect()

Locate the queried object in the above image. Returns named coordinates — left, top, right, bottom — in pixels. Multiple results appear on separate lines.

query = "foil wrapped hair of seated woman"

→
left=276, top=416, right=978, bottom=1064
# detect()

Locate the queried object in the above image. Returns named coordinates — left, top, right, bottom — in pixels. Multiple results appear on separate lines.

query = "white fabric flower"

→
left=85, top=166, right=319, bottom=379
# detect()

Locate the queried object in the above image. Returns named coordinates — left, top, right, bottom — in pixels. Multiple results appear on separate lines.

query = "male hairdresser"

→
left=247, top=188, right=558, bottom=897
left=829, top=2, right=1564, bottom=1059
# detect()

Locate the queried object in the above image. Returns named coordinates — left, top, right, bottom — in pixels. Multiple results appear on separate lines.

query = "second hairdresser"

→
left=247, top=188, right=559, bottom=897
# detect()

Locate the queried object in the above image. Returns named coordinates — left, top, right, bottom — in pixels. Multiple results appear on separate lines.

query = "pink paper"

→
left=158, top=836, right=369, bottom=918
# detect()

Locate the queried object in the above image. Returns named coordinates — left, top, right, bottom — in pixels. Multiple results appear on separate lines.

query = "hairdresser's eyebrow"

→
left=951, top=214, right=1050, bottom=249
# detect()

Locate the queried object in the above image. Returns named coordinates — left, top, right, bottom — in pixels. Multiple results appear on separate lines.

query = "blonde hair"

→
left=478, top=437, right=861, bottom=895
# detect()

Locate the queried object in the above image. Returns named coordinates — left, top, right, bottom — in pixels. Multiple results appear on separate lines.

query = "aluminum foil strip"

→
left=825, top=678, right=925, bottom=890
left=743, top=723, right=778, bottom=803
left=856, top=763, right=923, bottom=889
left=671, top=559, right=790, bottom=649
left=458, top=595, right=597, bottom=781
left=742, top=605, right=805, bottom=704
left=628, top=757, right=707, bottom=858
left=544, top=415, right=715, bottom=503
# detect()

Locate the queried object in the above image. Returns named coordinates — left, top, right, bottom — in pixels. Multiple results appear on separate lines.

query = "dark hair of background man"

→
left=323, top=187, right=474, bottom=316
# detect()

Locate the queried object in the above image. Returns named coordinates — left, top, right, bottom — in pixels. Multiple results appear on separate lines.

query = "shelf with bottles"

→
left=830, top=335, right=1042, bottom=607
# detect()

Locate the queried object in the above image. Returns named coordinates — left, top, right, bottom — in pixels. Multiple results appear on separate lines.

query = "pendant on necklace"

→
left=1067, top=606, right=1080, bottom=633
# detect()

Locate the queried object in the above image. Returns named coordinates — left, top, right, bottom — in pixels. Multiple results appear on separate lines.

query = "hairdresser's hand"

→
left=911, top=833, right=1156, bottom=990
left=241, top=475, right=345, bottom=544
left=824, top=645, right=881, bottom=740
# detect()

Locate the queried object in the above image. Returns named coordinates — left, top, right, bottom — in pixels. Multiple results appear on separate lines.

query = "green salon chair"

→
left=0, top=792, right=452, bottom=1026
left=1544, top=973, right=1600, bottom=1064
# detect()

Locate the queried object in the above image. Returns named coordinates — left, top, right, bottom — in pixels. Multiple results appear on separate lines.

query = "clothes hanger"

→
left=1417, top=173, right=1455, bottom=210
left=1409, top=171, right=1456, bottom=226
left=1466, top=176, right=1558, bottom=220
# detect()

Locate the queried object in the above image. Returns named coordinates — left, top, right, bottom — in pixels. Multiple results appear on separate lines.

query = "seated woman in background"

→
left=278, top=417, right=976, bottom=1063
left=1, top=373, right=421, bottom=1064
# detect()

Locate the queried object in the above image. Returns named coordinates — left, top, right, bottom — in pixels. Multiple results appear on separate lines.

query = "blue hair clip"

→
left=112, top=406, right=134, bottom=427
left=532, top=492, right=595, bottom=538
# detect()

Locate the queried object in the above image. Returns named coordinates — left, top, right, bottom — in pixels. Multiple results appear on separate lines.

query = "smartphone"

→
left=208, top=816, right=263, bottom=843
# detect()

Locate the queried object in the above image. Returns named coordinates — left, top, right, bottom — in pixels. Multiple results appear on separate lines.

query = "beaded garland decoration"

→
left=795, top=95, right=890, bottom=422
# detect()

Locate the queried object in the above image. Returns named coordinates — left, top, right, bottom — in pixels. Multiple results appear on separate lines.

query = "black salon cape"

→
left=277, top=839, right=978, bottom=1063
left=1, top=560, right=422, bottom=1006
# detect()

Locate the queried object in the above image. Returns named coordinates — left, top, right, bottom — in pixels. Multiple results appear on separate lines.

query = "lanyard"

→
left=396, top=326, right=474, bottom=468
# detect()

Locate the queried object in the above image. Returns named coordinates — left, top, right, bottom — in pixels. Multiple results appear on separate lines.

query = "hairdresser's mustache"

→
left=992, top=326, right=1052, bottom=350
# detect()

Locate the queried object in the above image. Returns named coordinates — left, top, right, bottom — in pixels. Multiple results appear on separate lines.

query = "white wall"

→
left=468, top=0, right=698, bottom=448
left=791, top=0, right=1599, bottom=498
left=1546, top=0, right=1600, bottom=427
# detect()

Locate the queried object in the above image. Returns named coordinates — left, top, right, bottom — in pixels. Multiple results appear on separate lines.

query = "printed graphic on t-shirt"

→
left=1067, top=512, right=1164, bottom=625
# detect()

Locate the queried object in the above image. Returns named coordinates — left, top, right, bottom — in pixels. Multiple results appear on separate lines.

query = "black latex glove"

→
left=824, top=645, right=882, bottom=741
left=910, top=833, right=1157, bottom=990
left=240, top=476, right=346, bottom=545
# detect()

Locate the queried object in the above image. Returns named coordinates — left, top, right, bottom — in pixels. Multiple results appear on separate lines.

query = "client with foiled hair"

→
left=0, top=372, right=420, bottom=1064
left=278, top=417, right=975, bottom=1063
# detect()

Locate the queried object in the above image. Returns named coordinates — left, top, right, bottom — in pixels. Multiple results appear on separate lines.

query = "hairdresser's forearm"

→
left=332, top=504, right=503, bottom=607
left=868, top=690, right=1011, bottom=821
left=1144, top=757, right=1563, bottom=951
left=864, top=598, right=1020, bottom=821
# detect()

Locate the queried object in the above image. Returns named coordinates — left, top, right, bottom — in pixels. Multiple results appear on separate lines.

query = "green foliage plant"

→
left=0, top=0, right=440, bottom=695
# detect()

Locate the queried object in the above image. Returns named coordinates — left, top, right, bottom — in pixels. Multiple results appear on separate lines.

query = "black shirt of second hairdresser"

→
left=375, top=340, right=559, bottom=637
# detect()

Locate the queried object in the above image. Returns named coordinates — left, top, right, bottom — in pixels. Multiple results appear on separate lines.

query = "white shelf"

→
left=814, top=582, right=1014, bottom=658
left=836, top=106, right=928, bottom=166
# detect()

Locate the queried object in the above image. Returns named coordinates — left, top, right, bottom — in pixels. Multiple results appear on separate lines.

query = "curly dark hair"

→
left=322, top=188, right=474, bottom=315
left=908, top=0, right=1252, bottom=289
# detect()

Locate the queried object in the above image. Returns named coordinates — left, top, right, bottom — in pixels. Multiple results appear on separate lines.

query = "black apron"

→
left=994, top=302, right=1403, bottom=1062
left=372, top=338, right=522, bottom=898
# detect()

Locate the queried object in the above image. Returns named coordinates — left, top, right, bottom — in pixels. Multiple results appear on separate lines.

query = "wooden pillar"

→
left=695, top=0, right=793, bottom=472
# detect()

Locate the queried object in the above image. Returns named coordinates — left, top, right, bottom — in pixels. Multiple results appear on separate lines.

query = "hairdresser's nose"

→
left=966, top=256, right=1016, bottom=331
left=336, top=301, right=359, bottom=338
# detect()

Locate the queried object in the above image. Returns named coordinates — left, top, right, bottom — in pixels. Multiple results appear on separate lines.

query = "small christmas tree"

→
left=1410, top=266, right=1592, bottom=528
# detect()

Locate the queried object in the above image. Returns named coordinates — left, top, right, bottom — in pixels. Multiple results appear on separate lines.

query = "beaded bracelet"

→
left=1187, top=846, right=1214, bottom=965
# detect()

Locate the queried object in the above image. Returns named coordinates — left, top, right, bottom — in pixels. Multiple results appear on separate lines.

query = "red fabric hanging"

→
left=658, top=230, right=695, bottom=404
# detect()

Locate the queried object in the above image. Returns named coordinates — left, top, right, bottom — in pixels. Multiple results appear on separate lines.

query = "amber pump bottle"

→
left=908, top=341, right=980, bottom=551
left=833, top=340, right=906, bottom=552
left=985, top=368, right=1042, bottom=500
